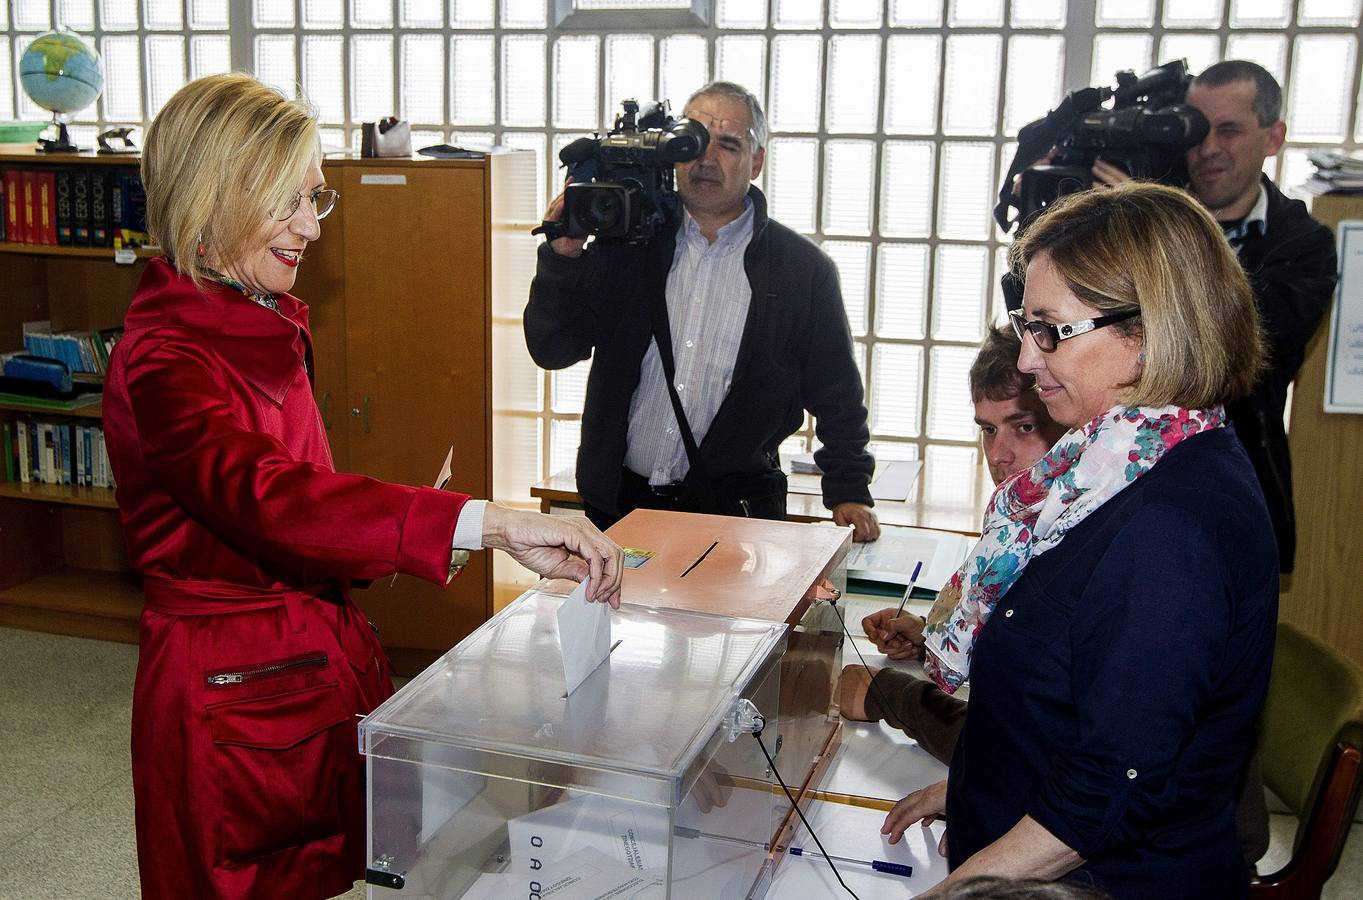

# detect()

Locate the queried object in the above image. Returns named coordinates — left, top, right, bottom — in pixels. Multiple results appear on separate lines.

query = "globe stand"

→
left=37, top=117, right=78, bottom=153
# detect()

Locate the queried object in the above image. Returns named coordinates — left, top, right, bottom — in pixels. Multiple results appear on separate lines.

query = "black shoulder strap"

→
left=646, top=284, right=716, bottom=506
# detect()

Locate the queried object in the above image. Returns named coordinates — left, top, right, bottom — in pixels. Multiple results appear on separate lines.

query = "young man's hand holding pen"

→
left=861, top=608, right=928, bottom=661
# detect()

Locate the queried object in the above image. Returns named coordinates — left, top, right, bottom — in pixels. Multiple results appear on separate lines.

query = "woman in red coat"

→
left=102, top=74, right=623, bottom=900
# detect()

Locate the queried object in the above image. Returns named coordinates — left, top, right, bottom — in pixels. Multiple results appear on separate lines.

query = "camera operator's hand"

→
left=543, top=178, right=588, bottom=259
left=1012, top=147, right=1059, bottom=197
left=1091, top=159, right=1133, bottom=188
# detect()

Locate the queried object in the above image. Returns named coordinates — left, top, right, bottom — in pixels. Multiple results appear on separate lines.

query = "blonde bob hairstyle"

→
left=1009, top=181, right=1264, bottom=409
left=142, top=73, right=320, bottom=287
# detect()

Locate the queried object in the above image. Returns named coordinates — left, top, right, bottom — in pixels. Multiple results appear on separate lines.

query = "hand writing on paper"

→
left=482, top=505, right=624, bottom=607
left=861, top=607, right=926, bottom=660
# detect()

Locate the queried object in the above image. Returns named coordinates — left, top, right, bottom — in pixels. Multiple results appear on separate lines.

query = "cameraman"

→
left=526, top=81, right=879, bottom=541
left=1086, top=61, right=1337, bottom=573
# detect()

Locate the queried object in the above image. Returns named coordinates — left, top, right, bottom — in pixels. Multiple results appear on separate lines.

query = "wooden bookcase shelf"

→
left=0, top=242, right=157, bottom=259
left=0, top=480, right=117, bottom=508
left=0, top=399, right=102, bottom=418
left=1, top=146, right=147, bottom=644
left=0, top=567, right=142, bottom=644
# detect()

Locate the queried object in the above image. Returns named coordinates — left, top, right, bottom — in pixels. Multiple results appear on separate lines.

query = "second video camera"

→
left=997, top=60, right=1211, bottom=232
left=536, top=99, right=709, bottom=245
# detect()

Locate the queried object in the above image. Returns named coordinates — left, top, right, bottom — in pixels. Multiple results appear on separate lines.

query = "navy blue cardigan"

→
left=946, top=426, right=1278, bottom=898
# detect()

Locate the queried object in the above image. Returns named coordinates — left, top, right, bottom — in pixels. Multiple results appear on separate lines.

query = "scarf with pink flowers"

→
left=922, top=404, right=1225, bottom=693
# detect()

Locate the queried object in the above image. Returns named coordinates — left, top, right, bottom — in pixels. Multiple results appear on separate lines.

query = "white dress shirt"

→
left=623, top=200, right=756, bottom=486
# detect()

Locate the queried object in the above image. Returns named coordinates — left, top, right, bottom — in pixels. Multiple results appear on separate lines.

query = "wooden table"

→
left=531, top=457, right=994, bottom=537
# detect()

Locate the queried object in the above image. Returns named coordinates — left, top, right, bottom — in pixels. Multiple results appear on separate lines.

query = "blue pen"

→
left=673, top=827, right=914, bottom=879
left=787, top=846, right=913, bottom=878
left=893, top=559, right=925, bottom=620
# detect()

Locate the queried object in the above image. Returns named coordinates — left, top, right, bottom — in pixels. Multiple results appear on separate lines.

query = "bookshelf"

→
left=0, top=144, right=145, bottom=643
left=0, top=242, right=158, bottom=259
left=1, top=144, right=540, bottom=673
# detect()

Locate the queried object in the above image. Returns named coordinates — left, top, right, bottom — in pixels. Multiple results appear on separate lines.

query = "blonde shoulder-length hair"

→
left=142, top=73, right=320, bottom=287
left=1009, top=181, right=1265, bottom=409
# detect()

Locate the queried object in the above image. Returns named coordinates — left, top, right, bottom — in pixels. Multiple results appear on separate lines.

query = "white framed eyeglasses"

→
left=1008, top=306, right=1141, bottom=352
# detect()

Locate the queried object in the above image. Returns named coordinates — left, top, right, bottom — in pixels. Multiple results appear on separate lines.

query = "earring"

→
left=196, top=232, right=207, bottom=257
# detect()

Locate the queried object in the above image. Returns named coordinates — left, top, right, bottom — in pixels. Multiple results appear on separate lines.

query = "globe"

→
left=19, top=30, right=103, bottom=118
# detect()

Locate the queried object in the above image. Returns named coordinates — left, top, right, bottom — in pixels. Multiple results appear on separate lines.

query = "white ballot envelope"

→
left=557, top=580, right=612, bottom=695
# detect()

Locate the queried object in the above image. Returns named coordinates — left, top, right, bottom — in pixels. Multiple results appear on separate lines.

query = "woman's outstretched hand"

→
left=481, top=504, right=623, bottom=607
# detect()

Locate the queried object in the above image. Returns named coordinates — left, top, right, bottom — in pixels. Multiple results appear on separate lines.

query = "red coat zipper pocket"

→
left=205, top=652, right=328, bottom=687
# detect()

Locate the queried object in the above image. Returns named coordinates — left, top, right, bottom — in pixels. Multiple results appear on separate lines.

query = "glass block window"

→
left=1, top=0, right=1361, bottom=500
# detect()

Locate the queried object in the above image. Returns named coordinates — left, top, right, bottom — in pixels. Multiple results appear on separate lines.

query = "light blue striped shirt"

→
left=624, top=200, right=755, bottom=485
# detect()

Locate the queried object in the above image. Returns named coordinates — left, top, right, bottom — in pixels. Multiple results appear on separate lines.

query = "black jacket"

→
left=1225, top=176, right=1338, bottom=573
left=525, top=186, right=874, bottom=518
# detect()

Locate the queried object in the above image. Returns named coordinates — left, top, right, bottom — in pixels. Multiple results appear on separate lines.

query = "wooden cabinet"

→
left=1280, top=194, right=1363, bottom=668
left=0, top=147, right=537, bottom=674
left=298, top=154, right=536, bottom=672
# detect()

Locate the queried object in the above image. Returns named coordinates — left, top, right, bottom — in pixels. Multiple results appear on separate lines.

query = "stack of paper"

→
left=1303, top=149, right=1363, bottom=194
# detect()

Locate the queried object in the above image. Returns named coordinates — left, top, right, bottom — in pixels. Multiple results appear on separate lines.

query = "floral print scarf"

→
left=922, top=404, right=1226, bottom=693
left=202, top=267, right=280, bottom=312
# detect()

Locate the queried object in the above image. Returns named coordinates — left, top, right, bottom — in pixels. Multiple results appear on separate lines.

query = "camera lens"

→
left=585, top=191, right=622, bottom=230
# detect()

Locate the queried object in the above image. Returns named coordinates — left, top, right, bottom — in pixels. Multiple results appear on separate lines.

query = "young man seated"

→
left=836, top=324, right=1065, bottom=763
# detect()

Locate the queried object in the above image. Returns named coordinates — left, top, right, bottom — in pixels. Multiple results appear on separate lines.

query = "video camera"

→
left=995, top=60, right=1210, bottom=233
left=533, top=99, right=709, bottom=245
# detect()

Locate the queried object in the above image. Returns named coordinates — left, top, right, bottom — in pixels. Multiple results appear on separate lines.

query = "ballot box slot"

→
left=679, top=540, right=719, bottom=578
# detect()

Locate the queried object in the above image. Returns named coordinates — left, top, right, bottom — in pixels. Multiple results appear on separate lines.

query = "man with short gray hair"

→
left=526, top=81, right=879, bottom=540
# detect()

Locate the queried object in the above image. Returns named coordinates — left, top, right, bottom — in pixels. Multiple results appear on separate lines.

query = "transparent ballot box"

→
left=360, top=589, right=788, bottom=899
left=601, top=510, right=853, bottom=814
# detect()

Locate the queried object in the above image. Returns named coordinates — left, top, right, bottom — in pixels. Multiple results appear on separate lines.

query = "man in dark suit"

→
left=526, top=81, right=879, bottom=541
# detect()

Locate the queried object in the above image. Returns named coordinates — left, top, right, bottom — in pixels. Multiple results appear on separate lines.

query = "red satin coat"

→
left=103, top=259, right=468, bottom=900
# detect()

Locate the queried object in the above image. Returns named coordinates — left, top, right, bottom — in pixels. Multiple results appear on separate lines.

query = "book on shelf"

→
left=4, top=416, right=114, bottom=488
left=12, top=323, right=122, bottom=376
left=2, top=422, right=12, bottom=482
left=72, top=167, right=90, bottom=245
left=55, top=169, right=72, bottom=245
left=0, top=163, right=147, bottom=249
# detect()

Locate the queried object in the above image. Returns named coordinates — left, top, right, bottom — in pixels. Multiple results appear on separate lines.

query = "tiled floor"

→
left=2, top=626, right=1360, bottom=899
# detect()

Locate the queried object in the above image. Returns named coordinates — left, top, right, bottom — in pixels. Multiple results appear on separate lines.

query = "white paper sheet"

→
left=869, top=459, right=923, bottom=501
left=1325, top=221, right=1363, bottom=413
left=845, top=525, right=973, bottom=592
left=462, top=848, right=665, bottom=900
left=557, top=580, right=612, bottom=696
left=769, top=799, right=948, bottom=896
left=786, top=458, right=923, bottom=500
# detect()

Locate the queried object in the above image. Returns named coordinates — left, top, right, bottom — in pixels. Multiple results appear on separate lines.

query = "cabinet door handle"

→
left=362, top=395, right=371, bottom=434
left=321, top=392, right=332, bottom=431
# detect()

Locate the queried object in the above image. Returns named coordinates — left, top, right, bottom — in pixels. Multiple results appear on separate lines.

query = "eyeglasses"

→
left=1008, top=306, right=1140, bottom=352
left=276, top=188, right=340, bottom=221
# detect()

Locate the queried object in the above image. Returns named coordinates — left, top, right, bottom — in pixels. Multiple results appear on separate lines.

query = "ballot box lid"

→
left=604, top=509, right=851, bottom=625
left=359, top=589, right=786, bottom=805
